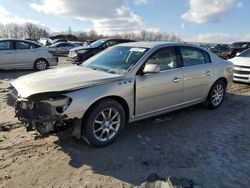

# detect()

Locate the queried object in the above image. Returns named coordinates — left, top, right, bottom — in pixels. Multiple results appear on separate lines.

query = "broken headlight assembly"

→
left=39, top=95, right=73, bottom=114
left=15, top=94, right=72, bottom=134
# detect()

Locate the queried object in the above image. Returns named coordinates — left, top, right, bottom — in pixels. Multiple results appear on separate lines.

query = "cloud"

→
left=185, top=32, right=250, bottom=43
left=182, top=0, right=238, bottom=24
left=29, top=0, right=154, bottom=34
left=236, top=2, right=243, bottom=8
left=0, top=4, right=41, bottom=25
left=180, top=23, right=186, bottom=29
left=133, top=0, right=148, bottom=5
left=243, top=33, right=250, bottom=41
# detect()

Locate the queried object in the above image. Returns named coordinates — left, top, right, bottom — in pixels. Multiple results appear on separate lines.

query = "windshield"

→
left=82, top=46, right=148, bottom=74
left=89, top=40, right=106, bottom=48
left=239, top=49, right=250, bottom=57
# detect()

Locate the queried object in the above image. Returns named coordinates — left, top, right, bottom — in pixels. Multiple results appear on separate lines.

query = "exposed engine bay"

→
left=7, top=88, right=79, bottom=136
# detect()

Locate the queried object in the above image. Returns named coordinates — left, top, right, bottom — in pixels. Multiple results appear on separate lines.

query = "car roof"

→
left=97, top=38, right=134, bottom=42
left=232, top=41, right=250, bottom=44
left=55, top=42, right=69, bottom=44
left=52, top=42, right=72, bottom=45
left=116, top=41, right=206, bottom=50
left=0, top=38, right=42, bottom=46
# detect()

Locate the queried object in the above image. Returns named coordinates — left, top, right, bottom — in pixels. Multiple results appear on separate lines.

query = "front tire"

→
left=207, top=80, right=226, bottom=109
left=83, top=99, right=126, bottom=147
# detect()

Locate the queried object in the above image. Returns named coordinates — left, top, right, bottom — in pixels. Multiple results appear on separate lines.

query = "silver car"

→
left=8, top=42, right=233, bottom=147
left=0, top=39, right=58, bottom=70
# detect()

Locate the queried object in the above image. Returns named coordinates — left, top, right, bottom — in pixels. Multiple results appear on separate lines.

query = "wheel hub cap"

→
left=211, top=84, right=224, bottom=106
left=93, top=108, right=121, bottom=142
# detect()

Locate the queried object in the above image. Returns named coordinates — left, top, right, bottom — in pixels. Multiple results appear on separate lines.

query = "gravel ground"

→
left=0, top=58, right=250, bottom=188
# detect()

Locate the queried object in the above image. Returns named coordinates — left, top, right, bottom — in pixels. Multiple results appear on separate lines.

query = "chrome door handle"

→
left=172, top=77, right=181, bottom=83
left=206, top=71, right=212, bottom=76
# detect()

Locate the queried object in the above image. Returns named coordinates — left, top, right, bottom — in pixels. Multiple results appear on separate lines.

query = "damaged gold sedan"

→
left=8, top=42, right=234, bottom=147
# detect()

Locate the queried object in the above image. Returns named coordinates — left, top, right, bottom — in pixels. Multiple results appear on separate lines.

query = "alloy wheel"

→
left=92, top=108, right=121, bottom=142
left=36, top=60, right=47, bottom=70
left=211, top=84, right=224, bottom=106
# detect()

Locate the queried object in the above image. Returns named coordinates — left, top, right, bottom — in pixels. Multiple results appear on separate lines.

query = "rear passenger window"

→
left=56, top=44, right=65, bottom=47
left=146, top=47, right=177, bottom=71
left=0, top=41, right=12, bottom=50
left=16, top=41, right=32, bottom=49
left=203, top=51, right=211, bottom=63
left=180, top=47, right=206, bottom=67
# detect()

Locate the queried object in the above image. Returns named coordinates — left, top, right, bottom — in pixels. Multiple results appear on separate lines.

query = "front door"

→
left=135, top=47, right=183, bottom=117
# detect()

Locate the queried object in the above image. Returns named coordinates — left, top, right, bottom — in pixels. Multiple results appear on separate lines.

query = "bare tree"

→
left=24, top=23, right=49, bottom=39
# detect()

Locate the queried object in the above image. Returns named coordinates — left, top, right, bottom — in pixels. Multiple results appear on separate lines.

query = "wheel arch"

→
left=207, top=77, right=227, bottom=99
left=214, top=77, right=227, bottom=87
left=82, top=95, right=130, bottom=124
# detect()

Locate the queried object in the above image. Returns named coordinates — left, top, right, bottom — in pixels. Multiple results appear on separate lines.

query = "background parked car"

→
left=68, top=38, right=135, bottom=64
left=49, top=42, right=78, bottom=56
left=52, top=38, right=67, bottom=44
left=0, top=39, right=58, bottom=71
left=70, top=41, right=85, bottom=46
left=230, top=42, right=250, bottom=57
left=230, top=48, right=250, bottom=83
left=210, top=44, right=232, bottom=59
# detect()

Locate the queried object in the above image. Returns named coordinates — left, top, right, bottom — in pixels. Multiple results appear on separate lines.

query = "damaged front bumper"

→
left=7, top=89, right=74, bottom=135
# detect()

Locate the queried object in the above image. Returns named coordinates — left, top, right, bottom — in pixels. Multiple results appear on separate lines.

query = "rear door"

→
left=135, top=47, right=183, bottom=116
left=0, top=40, right=15, bottom=69
left=179, top=46, right=213, bottom=103
left=64, top=43, right=75, bottom=54
left=15, top=41, right=40, bottom=68
left=54, top=43, right=65, bottom=54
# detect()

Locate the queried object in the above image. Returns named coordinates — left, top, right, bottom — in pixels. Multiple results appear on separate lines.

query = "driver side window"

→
left=146, top=47, right=178, bottom=71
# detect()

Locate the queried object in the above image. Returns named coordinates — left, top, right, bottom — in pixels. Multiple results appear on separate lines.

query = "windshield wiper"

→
left=106, top=70, right=117, bottom=74
left=91, top=66, right=118, bottom=74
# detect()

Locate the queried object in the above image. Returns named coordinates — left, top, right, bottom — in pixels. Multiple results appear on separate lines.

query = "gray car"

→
left=49, top=42, right=78, bottom=56
left=0, top=39, right=58, bottom=70
left=8, top=42, right=233, bottom=147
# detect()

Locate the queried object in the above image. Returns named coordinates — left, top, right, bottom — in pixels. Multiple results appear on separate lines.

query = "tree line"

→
left=0, top=23, right=181, bottom=42
left=0, top=23, right=49, bottom=39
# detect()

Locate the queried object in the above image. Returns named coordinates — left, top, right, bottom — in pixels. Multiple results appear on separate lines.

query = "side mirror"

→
left=143, top=64, right=160, bottom=74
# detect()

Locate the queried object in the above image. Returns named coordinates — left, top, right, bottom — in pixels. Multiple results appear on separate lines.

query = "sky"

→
left=0, top=0, right=249, bottom=43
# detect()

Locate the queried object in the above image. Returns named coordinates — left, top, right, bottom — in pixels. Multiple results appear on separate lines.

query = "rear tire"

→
left=83, top=99, right=126, bottom=147
left=34, top=59, right=49, bottom=71
left=207, top=80, right=226, bottom=109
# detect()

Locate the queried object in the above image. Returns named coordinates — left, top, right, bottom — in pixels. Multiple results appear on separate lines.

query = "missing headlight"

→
left=40, top=95, right=72, bottom=114
left=55, top=97, right=72, bottom=113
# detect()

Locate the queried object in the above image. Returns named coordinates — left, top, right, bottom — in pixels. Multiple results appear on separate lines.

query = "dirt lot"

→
left=0, top=59, right=250, bottom=188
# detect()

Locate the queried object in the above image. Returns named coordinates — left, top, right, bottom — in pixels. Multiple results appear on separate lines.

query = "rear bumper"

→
left=47, top=57, right=58, bottom=66
left=67, top=57, right=79, bottom=64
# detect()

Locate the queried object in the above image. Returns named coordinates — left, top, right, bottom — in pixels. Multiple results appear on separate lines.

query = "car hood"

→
left=12, top=66, right=123, bottom=98
left=230, top=57, right=250, bottom=66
